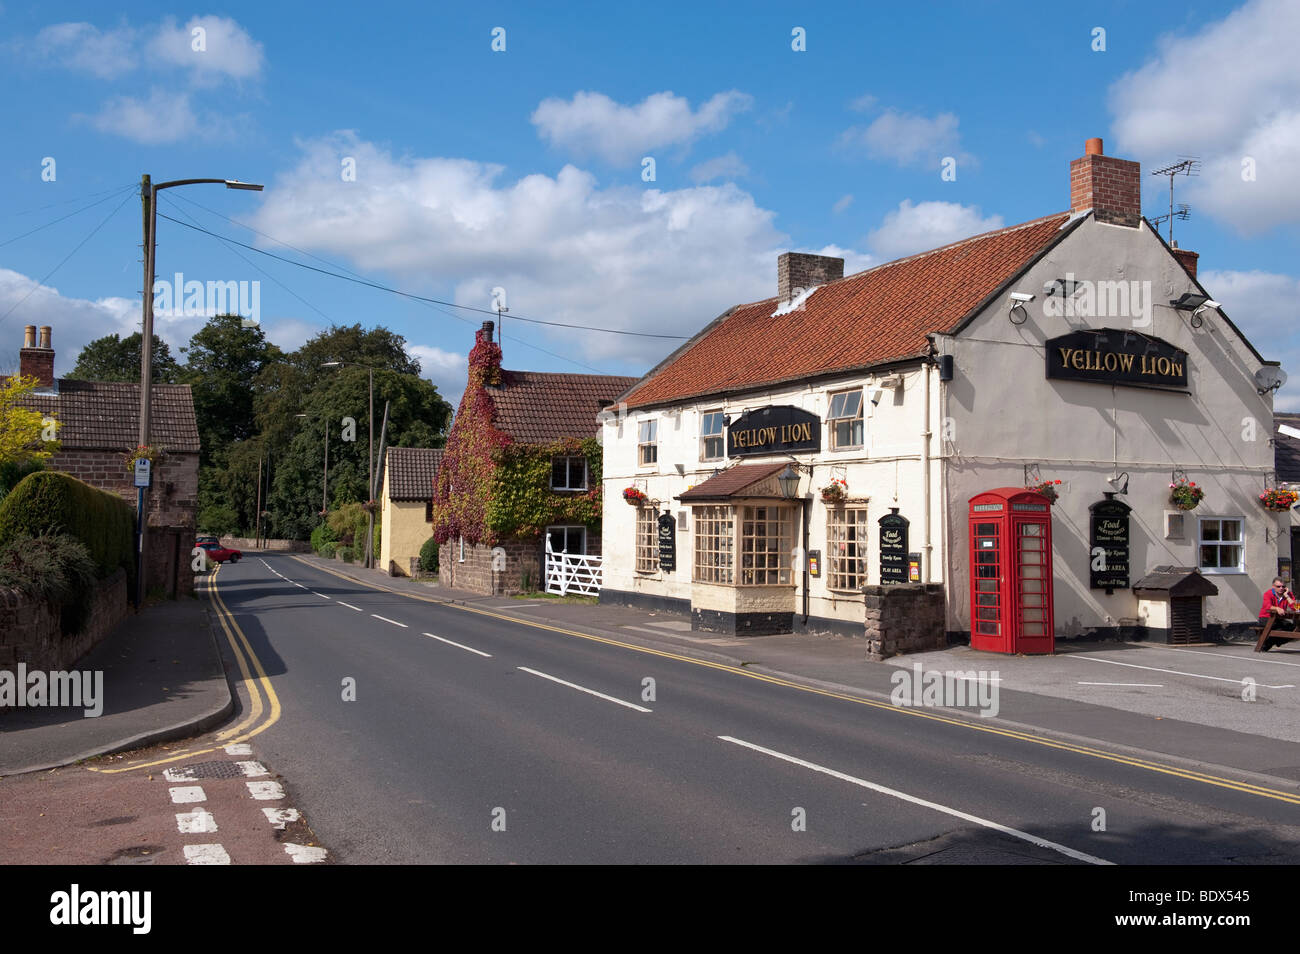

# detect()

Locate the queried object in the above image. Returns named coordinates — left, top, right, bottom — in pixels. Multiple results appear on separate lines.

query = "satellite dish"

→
left=1255, top=366, right=1288, bottom=394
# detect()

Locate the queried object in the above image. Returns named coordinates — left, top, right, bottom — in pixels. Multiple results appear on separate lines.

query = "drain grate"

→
left=176, top=761, right=246, bottom=779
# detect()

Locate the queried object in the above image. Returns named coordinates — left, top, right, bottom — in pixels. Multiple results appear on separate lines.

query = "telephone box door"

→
left=969, top=488, right=1055, bottom=654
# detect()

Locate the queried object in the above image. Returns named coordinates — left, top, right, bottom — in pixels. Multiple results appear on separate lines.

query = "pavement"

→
left=0, top=596, right=233, bottom=776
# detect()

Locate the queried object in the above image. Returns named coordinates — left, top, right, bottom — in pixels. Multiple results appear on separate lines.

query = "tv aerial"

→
left=1150, top=158, right=1200, bottom=244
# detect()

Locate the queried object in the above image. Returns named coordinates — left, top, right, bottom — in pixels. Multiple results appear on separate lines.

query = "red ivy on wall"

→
left=431, top=328, right=511, bottom=546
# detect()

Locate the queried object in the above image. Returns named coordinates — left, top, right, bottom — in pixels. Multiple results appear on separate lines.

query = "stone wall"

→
left=50, top=450, right=198, bottom=529
left=0, top=569, right=129, bottom=677
left=220, top=537, right=311, bottom=552
left=438, top=539, right=542, bottom=595
left=863, top=583, right=946, bottom=660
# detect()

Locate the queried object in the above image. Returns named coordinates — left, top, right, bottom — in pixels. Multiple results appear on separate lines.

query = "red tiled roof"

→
left=385, top=446, right=443, bottom=501
left=491, top=370, right=639, bottom=443
left=678, top=461, right=788, bottom=501
left=623, top=212, right=1076, bottom=408
left=19, top=379, right=200, bottom=453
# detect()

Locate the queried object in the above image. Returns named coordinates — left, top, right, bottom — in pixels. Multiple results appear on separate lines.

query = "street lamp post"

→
left=138, top=175, right=263, bottom=609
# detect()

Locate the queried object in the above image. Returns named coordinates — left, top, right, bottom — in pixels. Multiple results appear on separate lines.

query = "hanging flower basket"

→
left=123, top=444, right=166, bottom=473
left=1169, top=478, right=1204, bottom=511
left=623, top=486, right=648, bottom=507
left=1026, top=479, right=1062, bottom=504
left=820, top=478, right=848, bottom=503
left=1260, top=488, right=1299, bottom=512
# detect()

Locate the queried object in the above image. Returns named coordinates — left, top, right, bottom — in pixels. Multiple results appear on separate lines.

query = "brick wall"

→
left=862, top=583, right=946, bottom=660
left=438, top=539, right=542, bottom=595
left=49, top=450, right=199, bottom=528
left=0, top=569, right=129, bottom=679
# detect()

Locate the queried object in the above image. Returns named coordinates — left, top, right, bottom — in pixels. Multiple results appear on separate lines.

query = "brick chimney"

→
left=19, top=324, right=55, bottom=389
left=480, top=320, right=494, bottom=343
left=1069, top=137, right=1141, bottom=228
left=1170, top=242, right=1199, bottom=281
left=778, top=252, right=844, bottom=303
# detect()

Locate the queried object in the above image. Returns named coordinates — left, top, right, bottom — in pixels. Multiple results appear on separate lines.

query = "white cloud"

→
left=1109, top=0, right=1300, bottom=234
left=531, top=90, right=752, bottom=164
left=250, top=133, right=817, bottom=369
left=82, top=89, right=201, bottom=144
left=867, top=200, right=1003, bottom=260
left=689, top=152, right=750, bottom=183
left=1200, top=268, right=1300, bottom=411
left=409, top=344, right=468, bottom=403
left=832, top=194, right=854, bottom=215
left=149, top=15, right=264, bottom=83
left=30, top=22, right=137, bottom=78
left=849, top=93, right=877, bottom=112
left=840, top=108, right=963, bottom=167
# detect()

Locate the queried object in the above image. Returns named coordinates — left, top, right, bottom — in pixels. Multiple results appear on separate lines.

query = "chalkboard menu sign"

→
left=879, top=511, right=910, bottom=584
left=657, top=513, right=676, bottom=573
left=1089, top=496, right=1131, bottom=591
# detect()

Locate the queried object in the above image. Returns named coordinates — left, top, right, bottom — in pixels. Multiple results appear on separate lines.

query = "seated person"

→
left=1260, top=578, right=1298, bottom=630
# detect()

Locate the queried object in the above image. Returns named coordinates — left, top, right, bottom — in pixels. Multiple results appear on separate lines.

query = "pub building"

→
left=599, top=139, right=1288, bottom=646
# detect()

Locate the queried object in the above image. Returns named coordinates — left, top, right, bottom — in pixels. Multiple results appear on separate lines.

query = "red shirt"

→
left=1260, top=587, right=1297, bottom=617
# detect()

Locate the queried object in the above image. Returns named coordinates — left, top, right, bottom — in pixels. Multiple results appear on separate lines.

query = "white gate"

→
left=545, top=537, right=602, bottom=595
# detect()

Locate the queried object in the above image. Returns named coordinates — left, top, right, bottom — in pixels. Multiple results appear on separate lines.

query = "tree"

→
left=0, top=374, right=61, bottom=466
left=181, top=314, right=282, bottom=468
left=67, top=332, right=181, bottom=383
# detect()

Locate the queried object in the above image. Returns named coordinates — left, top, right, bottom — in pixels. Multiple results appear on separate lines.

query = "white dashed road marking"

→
left=314, top=592, right=331, bottom=599
left=224, top=743, right=253, bottom=756
left=1071, top=654, right=1296, bottom=688
left=236, top=760, right=268, bottom=777
left=339, top=602, right=363, bottom=612
left=1079, top=682, right=1164, bottom=687
left=517, top=667, right=652, bottom=713
left=169, top=786, right=206, bottom=804
left=246, top=781, right=286, bottom=800
left=424, top=632, right=491, bottom=657
left=718, top=735, right=1113, bottom=865
left=176, top=808, right=218, bottom=834
left=372, top=614, right=408, bottom=628
left=163, top=767, right=197, bottom=782
left=283, top=844, right=328, bottom=864
left=183, top=844, right=231, bottom=865
left=262, top=808, right=301, bottom=830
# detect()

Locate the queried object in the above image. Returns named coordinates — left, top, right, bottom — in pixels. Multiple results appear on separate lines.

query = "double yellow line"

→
left=295, top=555, right=1300, bottom=806
left=87, top=563, right=281, bottom=774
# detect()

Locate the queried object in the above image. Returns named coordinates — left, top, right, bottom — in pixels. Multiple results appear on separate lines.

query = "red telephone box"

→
left=969, top=488, right=1054, bottom=654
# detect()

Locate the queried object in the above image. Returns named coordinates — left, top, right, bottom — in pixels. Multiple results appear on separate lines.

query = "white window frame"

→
left=738, top=504, right=795, bottom=586
left=692, top=505, right=734, bottom=584
left=700, top=409, right=726, bottom=462
left=458, top=536, right=465, bottom=563
left=826, top=506, right=870, bottom=591
left=1197, top=516, right=1245, bottom=574
left=827, top=389, right=864, bottom=451
left=638, top=419, right=658, bottom=467
left=635, top=508, right=659, bottom=574
left=550, top=455, right=588, bottom=491
left=546, top=525, right=586, bottom=556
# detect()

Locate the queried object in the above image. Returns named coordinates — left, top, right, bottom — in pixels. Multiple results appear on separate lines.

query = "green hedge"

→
left=338, top=545, right=354, bottom=563
left=311, top=521, right=338, bottom=554
left=319, top=541, right=336, bottom=558
left=0, top=533, right=98, bottom=635
left=419, top=536, right=439, bottom=574
left=0, top=471, right=135, bottom=587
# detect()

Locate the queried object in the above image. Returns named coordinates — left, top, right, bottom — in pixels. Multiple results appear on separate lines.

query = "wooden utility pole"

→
left=254, top=453, right=263, bottom=548
left=136, top=174, right=152, bottom=609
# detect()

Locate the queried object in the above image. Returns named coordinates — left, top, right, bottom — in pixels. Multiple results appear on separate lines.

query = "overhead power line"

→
left=0, top=184, right=137, bottom=250
left=152, top=210, right=690, bottom=340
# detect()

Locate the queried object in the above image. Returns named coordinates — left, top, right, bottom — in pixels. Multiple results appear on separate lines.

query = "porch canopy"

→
left=677, top=461, right=789, bottom=503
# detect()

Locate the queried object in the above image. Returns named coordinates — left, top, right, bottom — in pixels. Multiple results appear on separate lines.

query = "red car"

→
left=197, top=541, right=242, bottom=564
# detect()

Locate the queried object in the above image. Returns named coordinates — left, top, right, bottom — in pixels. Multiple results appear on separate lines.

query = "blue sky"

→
left=2, top=0, right=1297, bottom=409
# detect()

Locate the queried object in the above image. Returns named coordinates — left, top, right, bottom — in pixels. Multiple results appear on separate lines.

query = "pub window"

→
left=551, top=455, right=588, bottom=491
left=700, top=410, right=726, bottom=461
left=636, top=508, right=659, bottom=574
left=693, top=505, right=734, bottom=583
left=1198, top=517, right=1244, bottom=573
left=827, top=507, right=869, bottom=590
left=740, top=505, right=794, bottom=586
left=425, top=501, right=433, bottom=522
left=638, top=419, right=658, bottom=466
left=827, top=389, right=864, bottom=450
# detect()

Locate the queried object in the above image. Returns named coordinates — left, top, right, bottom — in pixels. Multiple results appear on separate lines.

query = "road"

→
left=205, top=553, right=1300, bottom=864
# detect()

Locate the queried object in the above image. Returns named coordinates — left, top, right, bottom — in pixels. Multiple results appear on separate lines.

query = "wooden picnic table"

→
left=1254, top=611, right=1300, bottom=652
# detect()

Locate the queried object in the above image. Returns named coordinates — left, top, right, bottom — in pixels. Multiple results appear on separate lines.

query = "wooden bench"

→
left=1253, top=614, right=1300, bottom=652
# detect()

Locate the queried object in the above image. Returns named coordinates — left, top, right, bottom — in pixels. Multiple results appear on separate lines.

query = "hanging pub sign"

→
left=727, top=405, right=820, bottom=458
left=879, top=510, right=910, bottom=584
left=1045, top=328, right=1188, bottom=390
left=1089, top=495, right=1132, bottom=592
left=657, top=513, right=677, bottom=573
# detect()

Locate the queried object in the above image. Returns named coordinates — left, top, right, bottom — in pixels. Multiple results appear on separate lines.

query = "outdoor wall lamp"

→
left=1106, top=471, right=1130, bottom=495
left=777, top=464, right=801, bottom=499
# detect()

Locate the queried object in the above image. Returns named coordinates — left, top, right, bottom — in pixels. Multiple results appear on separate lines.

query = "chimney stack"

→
left=480, top=320, right=494, bottom=343
left=1069, top=137, right=1141, bottom=228
left=778, top=252, right=844, bottom=303
left=19, top=324, right=55, bottom=389
left=1170, top=242, right=1199, bottom=281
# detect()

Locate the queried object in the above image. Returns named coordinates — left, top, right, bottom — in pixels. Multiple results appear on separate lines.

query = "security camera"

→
left=1203, top=300, right=1220, bottom=310
left=867, top=386, right=883, bottom=406
left=1010, top=292, right=1035, bottom=303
